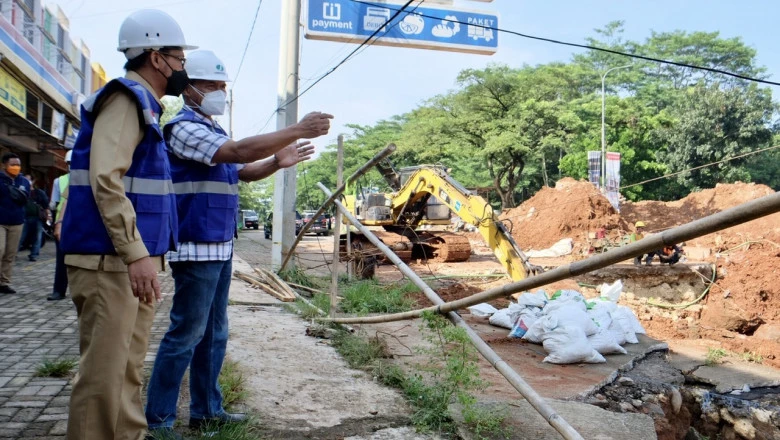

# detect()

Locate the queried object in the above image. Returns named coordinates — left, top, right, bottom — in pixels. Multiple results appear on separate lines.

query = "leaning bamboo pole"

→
left=321, top=191, right=780, bottom=325
left=316, top=182, right=584, bottom=440
left=279, top=143, right=397, bottom=272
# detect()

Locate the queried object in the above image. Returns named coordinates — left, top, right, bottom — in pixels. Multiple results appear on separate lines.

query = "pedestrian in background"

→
left=0, top=153, right=30, bottom=294
left=18, top=174, right=49, bottom=262
left=58, top=9, right=196, bottom=440
left=145, top=49, right=329, bottom=436
left=48, top=150, right=71, bottom=301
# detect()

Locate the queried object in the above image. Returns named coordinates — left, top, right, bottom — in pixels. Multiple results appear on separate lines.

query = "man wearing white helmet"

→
left=47, top=150, right=70, bottom=301
left=145, top=49, right=331, bottom=435
left=57, top=9, right=196, bottom=440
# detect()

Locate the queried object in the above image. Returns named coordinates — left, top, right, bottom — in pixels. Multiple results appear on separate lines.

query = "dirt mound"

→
left=499, top=178, right=631, bottom=250
left=622, top=182, right=780, bottom=248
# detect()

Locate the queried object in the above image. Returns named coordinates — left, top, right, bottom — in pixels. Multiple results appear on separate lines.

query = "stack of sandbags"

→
left=479, top=281, right=646, bottom=365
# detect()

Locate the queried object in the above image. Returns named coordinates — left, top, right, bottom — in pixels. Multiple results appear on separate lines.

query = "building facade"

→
left=0, top=0, right=106, bottom=191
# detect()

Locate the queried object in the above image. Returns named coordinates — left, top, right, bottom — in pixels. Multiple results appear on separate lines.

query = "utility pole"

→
left=271, top=0, right=301, bottom=270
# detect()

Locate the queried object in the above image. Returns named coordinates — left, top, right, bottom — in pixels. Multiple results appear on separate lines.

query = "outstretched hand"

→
left=276, top=141, right=315, bottom=168
left=297, top=112, right=333, bottom=138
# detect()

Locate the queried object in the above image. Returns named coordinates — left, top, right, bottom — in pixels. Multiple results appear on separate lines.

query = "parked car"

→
left=242, top=210, right=260, bottom=229
left=308, top=213, right=332, bottom=236
left=264, top=211, right=303, bottom=239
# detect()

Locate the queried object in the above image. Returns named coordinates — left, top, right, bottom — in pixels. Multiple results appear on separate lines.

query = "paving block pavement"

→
left=0, top=243, right=175, bottom=439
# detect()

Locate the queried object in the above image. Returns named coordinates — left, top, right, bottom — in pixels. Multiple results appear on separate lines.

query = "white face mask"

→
left=191, top=86, right=227, bottom=116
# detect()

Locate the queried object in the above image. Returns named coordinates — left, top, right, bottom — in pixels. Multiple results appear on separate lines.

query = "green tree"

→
left=652, top=83, right=774, bottom=195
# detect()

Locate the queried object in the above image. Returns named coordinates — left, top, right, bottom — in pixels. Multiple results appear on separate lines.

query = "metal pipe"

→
left=279, top=143, right=397, bottom=271
left=322, top=191, right=780, bottom=323
left=317, top=183, right=584, bottom=440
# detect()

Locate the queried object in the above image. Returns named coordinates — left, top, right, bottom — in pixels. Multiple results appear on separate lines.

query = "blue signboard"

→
left=304, top=0, right=498, bottom=55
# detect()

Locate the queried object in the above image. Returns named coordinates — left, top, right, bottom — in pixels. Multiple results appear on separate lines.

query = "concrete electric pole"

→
left=271, top=0, right=301, bottom=270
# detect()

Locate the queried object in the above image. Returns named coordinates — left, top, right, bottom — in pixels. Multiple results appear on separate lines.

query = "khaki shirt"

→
left=64, top=71, right=165, bottom=272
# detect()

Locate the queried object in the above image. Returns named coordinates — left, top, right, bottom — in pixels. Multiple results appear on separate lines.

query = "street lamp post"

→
left=601, top=64, right=632, bottom=189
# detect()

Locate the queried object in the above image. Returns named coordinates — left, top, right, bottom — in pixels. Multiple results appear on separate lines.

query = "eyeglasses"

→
left=159, top=52, right=186, bottom=68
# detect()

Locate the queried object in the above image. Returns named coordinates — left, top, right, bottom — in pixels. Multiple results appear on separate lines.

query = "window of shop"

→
left=25, top=90, right=39, bottom=125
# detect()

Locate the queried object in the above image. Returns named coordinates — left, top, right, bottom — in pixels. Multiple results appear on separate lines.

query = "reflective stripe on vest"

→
left=70, top=169, right=175, bottom=196
left=172, top=180, right=238, bottom=196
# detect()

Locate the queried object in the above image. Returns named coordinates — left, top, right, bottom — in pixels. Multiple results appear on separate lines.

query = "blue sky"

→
left=53, top=0, right=778, bottom=150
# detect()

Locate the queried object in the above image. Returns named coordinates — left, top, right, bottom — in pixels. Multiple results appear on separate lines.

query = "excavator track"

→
left=339, top=231, right=413, bottom=279
left=412, top=231, right=472, bottom=263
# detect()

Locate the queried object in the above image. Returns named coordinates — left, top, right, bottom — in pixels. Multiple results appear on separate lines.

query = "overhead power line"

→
left=352, top=0, right=780, bottom=87
left=232, top=0, right=265, bottom=87
left=255, top=0, right=416, bottom=134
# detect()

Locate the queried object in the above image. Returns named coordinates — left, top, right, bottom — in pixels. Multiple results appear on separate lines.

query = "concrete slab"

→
left=691, top=362, right=780, bottom=393
left=467, top=317, right=667, bottom=400
left=229, top=255, right=284, bottom=306
left=361, top=317, right=667, bottom=403
left=227, top=306, right=412, bottom=436
left=453, top=399, right=657, bottom=440
left=666, top=340, right=710, bottom=373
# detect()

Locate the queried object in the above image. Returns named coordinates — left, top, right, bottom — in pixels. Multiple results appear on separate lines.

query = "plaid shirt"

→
left=166, top=107, right=241, bottom=262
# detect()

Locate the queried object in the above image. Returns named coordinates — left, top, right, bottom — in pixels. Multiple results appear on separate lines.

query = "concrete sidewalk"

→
left=0, top=242, right=176, bottom=439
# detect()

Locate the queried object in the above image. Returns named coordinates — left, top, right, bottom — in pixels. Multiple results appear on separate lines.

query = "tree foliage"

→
left=293, top=23, right=777, bottom=210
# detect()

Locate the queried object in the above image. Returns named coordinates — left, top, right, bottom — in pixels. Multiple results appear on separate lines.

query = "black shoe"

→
left=145, top=428, right=182, bottom=440
left=0, top=285, right=16, bottom=294
left=28, top=256, right=37, bottom=262
left=47, top=292, right=65, bottom=301
left=189, top=412, right=247, bottom=430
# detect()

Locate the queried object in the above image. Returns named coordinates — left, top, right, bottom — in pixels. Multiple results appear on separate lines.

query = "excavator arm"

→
left=390, top=168, right=541, bottom=281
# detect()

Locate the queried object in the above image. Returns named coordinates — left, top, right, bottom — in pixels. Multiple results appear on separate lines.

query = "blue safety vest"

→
left=165, top=108, right=238, bottom=243
left=61, top=78, right=177, bottom=256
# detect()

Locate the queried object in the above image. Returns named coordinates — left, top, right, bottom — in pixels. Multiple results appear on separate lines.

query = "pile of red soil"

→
left=621, top=182, right=780, bottom=249
left=498, top=178, right=631, bottom=250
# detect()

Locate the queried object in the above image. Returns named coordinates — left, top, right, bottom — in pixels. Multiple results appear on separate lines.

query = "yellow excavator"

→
left=341, top=160, right=541, bottom=280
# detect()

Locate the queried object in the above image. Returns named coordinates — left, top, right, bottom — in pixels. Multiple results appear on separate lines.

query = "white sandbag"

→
left=544, top=297, right=587, bottom=314
left=588, top=328, right=628, bottom=355
left=516, top=290, right=548, bottom=308
left=526, top=238, right=574, bottom=258
left=550, top=289, right=586, bottom=303
left=508, top=309, right=541, bottom=339
left=488, top=308, right=514, bottom=329
left=600, top=279, right=624, bottom=302
left=590, top=299, right=618, bottom=314
left=587, top=308, right=613, bottom=331
left=542, top=326, right=607, bottom=364
left=522, top=314, right=559, bottom=344
left=507, top=302, right=528, bottom=324
left=610, top=316, right=638, bottom=344
left=616, top=305, right=646, bottom=334
left=547, top=303, right=599, bottom=336
left=468, top=303, right=498, bottom=318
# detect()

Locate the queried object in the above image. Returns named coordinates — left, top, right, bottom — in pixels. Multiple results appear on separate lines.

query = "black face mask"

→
left=158, top=54, right=190, bottom=96
left=165, top=68, right=190, bottom=96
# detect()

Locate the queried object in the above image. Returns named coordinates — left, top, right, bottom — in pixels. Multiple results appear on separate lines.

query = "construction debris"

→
left=233, top=269, right=296, bottom=302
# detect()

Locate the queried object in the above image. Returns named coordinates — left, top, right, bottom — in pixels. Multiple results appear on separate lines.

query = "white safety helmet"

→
left=64, top=150, right=72, bottom=163
left=117, top=9, right=197, bottom=60
left=185, top=50, right=231, bottom=82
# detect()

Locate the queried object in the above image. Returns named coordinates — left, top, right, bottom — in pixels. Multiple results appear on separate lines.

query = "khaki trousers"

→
left=0, top=224, right=23, bottom=286
left=66, top=262, right=155, bottom=440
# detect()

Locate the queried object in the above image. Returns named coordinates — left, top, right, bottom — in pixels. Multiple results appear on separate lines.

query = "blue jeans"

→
left=18, top=217, right=42, bottom=259
left=146, top=259, right=232, bottom=429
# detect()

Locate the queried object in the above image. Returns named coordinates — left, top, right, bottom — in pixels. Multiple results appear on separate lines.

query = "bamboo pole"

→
left=320, top=191, right=780, bottom=324
left=279, top=143, right=397, bottom=272
left=316, top=183, right=584, bottom=440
